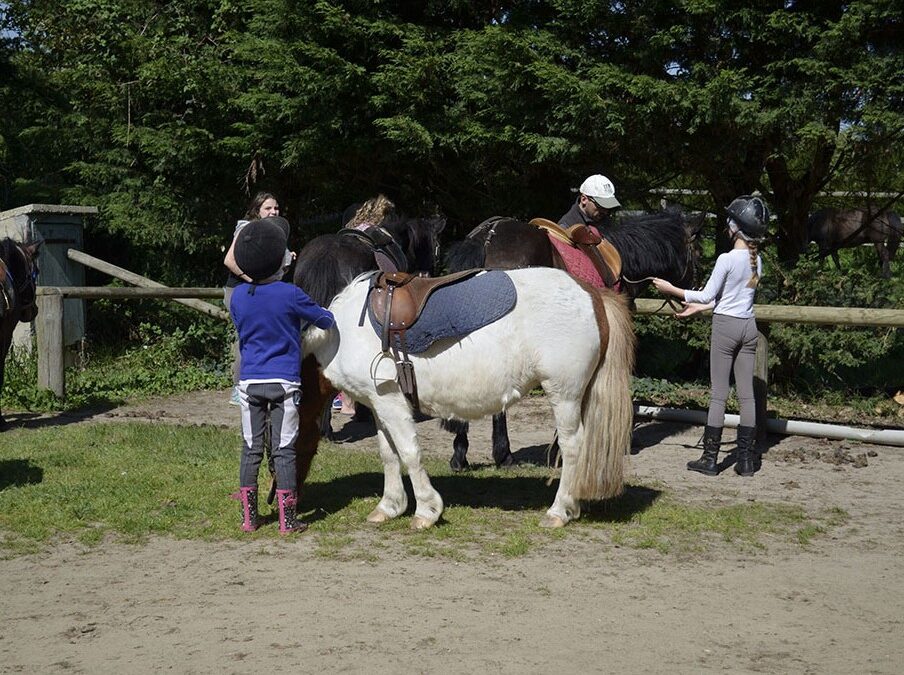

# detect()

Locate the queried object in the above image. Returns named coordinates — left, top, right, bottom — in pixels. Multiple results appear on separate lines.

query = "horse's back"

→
left=809, top=208, right=901, bottom=248
left=327, top=268, right=603, bottom=419
left=484, top=220, right=556, bottom=269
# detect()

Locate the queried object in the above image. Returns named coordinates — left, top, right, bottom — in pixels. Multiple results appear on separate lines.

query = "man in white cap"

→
left=558, top=174, right=621, bottom=229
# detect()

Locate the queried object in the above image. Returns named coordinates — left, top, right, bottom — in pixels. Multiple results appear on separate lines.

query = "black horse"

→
left=290, top=213, right=445, bottom=479
left=808, top=207, right=902, bottom=278
left=1, top=237, right=41, bottom=431
left=441, top=210, right=698, bottom=470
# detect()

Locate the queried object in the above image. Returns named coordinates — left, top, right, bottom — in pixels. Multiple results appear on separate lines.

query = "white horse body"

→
left=304, top=267, right=634, bottom=528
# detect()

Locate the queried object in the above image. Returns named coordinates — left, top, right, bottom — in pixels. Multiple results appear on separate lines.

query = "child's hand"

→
left=652, top=278, right=675, bottom=296
left=674, top=301, right=710, bottom=319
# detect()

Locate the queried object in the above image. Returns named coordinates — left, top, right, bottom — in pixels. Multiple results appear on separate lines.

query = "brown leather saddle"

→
left=367, top=269, right=482, bottom=408
left=529, top=217, right=622, bottom=289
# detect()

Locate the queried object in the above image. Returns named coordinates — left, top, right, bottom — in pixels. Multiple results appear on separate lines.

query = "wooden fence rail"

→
left=33, top=288, right=904, bottom=429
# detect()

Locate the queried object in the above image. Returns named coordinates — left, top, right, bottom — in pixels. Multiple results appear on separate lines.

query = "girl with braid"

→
left=652, top=195, right=770, bottom=477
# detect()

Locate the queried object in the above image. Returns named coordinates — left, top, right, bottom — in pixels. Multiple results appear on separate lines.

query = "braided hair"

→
left=745, top=240, right=760, bottom=289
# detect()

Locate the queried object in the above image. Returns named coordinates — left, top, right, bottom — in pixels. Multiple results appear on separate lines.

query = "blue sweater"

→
left=229, top=281, right=335, bottom=382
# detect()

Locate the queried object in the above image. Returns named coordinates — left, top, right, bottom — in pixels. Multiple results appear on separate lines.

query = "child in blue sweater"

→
left=229, top=217, right=335, bottom=533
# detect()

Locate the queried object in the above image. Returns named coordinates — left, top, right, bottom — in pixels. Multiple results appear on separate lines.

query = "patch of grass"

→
left=0, top=423, right=845, bottom=560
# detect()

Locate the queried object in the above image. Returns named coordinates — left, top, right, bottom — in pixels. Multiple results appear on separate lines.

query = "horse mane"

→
left=294, top=214, right=443, bottom=307
left=381, top=214, right=444, bottom=275
left=293, top=234, right=375, bottom=307
left=443, top=238, right=486, bottom=272
left=0, top=238, right=26, bottom=281
left=605, top=210, right=693, bottom=285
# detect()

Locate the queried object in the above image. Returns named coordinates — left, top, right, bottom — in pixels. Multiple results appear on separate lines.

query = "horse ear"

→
left=26, top=240, right=42, bottom=257
left=430, top=216, right=446, bottom=235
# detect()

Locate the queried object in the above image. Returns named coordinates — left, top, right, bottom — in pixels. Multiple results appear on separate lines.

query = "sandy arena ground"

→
left=2, top=391, right=903, bottom=674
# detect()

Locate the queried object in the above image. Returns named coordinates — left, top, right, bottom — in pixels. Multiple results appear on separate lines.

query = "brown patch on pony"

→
left=294, top=354, right=337, bottom=487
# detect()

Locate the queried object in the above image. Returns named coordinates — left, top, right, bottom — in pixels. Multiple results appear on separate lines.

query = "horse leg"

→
left=541, top=398, right=583, bottom=528
left=0, top=348, right=7, bottom=431
left=366, top=420, right=409, bottom=524
left=444, top=419, right=471, bottom=472
left=372, top=400, right=443, bottom=529
left=319, top=398, right=335, bottom=442
left=491, top=412, right=514, bottom=467
left=876, top=243, right=891, bottom=278
left=831, top=251, right=842, bottom=271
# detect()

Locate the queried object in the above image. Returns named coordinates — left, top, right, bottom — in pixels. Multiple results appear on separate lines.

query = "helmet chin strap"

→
left=728, top=218, right=753, bottom=242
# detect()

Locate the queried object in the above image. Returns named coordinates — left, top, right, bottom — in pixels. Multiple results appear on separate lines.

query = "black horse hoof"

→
left=450, top=458, right=470, bottom=472
left=495, top=452, right=515, bottom=468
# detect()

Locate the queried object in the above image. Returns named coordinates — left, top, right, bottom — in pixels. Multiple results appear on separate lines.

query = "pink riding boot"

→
left=233, top=486, right=259, bottom=532
left=276, top=489, right=308, bottom=535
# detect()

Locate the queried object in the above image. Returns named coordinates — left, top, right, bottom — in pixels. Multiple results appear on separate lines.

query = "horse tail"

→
left=572, top=286, right=635, bottom=500
left=443, top=238, right=486, bottom=273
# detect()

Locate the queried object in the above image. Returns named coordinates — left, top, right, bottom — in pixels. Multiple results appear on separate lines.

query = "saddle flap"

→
left=371, top=283, right=418, bottom=330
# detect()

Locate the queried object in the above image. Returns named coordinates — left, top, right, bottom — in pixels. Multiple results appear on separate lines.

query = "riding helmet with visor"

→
left=725, top=195, right=770, bottom=242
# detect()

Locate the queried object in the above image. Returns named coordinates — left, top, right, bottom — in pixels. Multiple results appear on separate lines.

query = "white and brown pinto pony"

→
left=302, top=266, right=635, bottom=528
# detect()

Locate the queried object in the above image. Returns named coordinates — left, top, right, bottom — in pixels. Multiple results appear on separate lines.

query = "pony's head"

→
left=1, top=237, right=41, bottom=323
left=382, top=215, right=445, bottom=276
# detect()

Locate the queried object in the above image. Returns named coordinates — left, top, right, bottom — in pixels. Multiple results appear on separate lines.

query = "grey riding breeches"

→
left=708, top=314, right=758, bottom=428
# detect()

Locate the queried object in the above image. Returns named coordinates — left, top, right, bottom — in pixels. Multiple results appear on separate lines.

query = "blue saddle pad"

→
left=368, top=270, right=517, bottom=354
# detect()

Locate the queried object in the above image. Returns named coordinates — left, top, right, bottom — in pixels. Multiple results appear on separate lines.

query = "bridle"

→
left=1, top=241, right=39, bottom=317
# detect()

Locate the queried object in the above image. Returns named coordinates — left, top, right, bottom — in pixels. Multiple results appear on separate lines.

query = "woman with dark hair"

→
left=223, top=192, right=291, bottom=405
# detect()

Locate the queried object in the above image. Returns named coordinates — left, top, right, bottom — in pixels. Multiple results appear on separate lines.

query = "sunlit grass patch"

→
left=1, top=423, right=847, bottom=560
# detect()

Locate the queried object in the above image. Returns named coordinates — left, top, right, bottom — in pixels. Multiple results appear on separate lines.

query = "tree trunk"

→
left=766, top=136, right=836, bottom=265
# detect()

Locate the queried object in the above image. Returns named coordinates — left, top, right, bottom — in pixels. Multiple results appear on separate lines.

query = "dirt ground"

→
left=2, top=390, right=903, bottom=674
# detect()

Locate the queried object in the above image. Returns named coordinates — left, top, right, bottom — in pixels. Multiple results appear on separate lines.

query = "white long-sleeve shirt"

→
left=684, top=249, right=762, bottom=319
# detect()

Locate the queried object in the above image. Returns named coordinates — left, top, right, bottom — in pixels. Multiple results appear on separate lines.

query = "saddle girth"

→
left=368, top=269, right=482, bottom=409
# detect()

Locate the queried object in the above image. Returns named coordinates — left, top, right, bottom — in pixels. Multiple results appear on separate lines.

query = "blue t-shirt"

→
left=229, top=281, right=335, bottom=382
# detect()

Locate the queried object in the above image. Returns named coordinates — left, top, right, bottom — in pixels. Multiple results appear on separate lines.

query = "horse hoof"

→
left=496, top=453, right=515, bottom=468
left=410, top=516, right=434, bottom=530
left=539, top=515, right=567, bottom=528
left=366, top=508, right=392, bottom=524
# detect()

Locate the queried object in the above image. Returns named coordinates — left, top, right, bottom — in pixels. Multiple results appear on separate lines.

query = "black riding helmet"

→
left=725, top=195, right=770, bottom=241
left=234, top=218, right=288, bottom=282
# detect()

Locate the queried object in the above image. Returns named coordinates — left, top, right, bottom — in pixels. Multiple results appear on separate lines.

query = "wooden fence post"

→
left=37, top=291, right=65, bottom=398
left=754, top=330, right=769, bottom=440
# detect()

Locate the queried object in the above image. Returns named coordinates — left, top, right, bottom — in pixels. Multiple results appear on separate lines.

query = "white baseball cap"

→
left=579, top=174, right=621, bottom=209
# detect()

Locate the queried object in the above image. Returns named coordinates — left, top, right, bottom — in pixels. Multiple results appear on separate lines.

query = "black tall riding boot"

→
left=687, top=425, right=722, bottom=476
left=734, top=425, right=758, bottom=477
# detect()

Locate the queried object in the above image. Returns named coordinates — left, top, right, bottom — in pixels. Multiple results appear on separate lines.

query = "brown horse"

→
left=1, top=237, right=41, bottom=431
left=808, top=208, right=902, bottom=278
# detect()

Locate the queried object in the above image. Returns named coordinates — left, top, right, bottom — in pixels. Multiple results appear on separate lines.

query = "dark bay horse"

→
left=808, top=208, right=902, bottom=278
left=444, top=211, right=698, bottom=303
left=290, top=214, right=445, bottom=487
left=1, top=237, right=41, bottom=431
left=441, top=210, right=698, bottom=470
